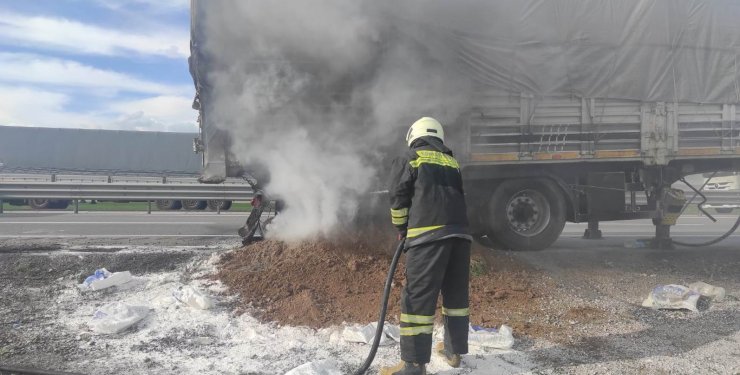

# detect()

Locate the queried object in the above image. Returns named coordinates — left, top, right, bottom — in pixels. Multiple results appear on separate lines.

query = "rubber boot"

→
left=435, top=342, right=462, bottom=368
left=378, top=361, right=426, bottom=375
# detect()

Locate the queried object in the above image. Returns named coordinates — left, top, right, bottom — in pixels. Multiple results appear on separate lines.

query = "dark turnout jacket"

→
left=388, top=136, right=471, bottom=248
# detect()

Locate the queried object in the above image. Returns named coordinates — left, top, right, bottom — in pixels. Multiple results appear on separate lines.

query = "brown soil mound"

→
left=216, top=235, right=566, bottom=339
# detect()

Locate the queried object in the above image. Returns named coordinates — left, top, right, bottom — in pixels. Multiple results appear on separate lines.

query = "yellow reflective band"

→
left=391, top=216, right=408, bottom=225
left=442, top=307, right=469, bottom=317
left=409, top=150, right=460, bottom=169
left=399, top=325, right=434, bottom=336
left=400, top=314, right=435, bottom=324
left=390, top=208, right=409, bottom=218
left=406, top=225, right=444, bottom=238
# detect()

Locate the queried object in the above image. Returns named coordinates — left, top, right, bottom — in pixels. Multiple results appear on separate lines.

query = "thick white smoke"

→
left=201, top=0, right=471, bottom=241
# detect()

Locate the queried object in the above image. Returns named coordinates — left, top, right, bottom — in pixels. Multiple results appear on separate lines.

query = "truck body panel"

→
left=190, top=0, right=740, bottom=249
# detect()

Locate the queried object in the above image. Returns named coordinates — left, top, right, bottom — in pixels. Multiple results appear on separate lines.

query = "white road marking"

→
left=0, top=222, right=218, bottom=225
left=0, top=234, right=240, bottom=238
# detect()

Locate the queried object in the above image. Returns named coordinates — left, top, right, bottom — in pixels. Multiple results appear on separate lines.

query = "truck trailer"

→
left=189, top=0, right=740, bottom=250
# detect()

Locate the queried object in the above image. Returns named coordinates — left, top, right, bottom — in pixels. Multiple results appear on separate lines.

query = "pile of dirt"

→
left=216, top=235, right=569, bottom=339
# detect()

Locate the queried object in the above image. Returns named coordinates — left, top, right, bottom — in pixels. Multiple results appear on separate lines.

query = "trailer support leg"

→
left=0, top=199, right=3, bottom=214
left=651, top=224, right=674, bottom=249
left=147, top=201, right=152, bottom=214
left=582, top=218, right=602, bottom=239
left=74, top=199, right=79, bottom=214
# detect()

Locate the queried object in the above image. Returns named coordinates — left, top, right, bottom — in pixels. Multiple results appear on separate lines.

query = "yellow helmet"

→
left=406, top=117, right=444, bottom=146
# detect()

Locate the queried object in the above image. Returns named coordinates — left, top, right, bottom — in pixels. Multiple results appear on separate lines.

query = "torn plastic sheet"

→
left=342, top=322, right=399, bottom=346
left=89, top=301, right=149, bottom=334
left=469, top=324, right=514, bottom=349
left=284, top=359, right=343, bottom=375
left=642, top=284, right=701, bottom=312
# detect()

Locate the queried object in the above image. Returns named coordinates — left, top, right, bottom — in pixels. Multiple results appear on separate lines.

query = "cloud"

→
left=0, top=86, right=197, bottom=132
left=0, top=53, right=192, bottom=96
left=0, top=11, right=189, bottom=58
left=110, top=95, right=198, bottom=132
left=94, top=0, right=189, bottom=12
left=0, top=86, right=102, bottom=128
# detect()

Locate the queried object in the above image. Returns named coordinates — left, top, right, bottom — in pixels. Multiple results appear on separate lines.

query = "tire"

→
left=50, top=200, right=70, bottom=209
left=207, top=200, right=232, bottom=211
left=182, top=200, right=208, bottom=210
left=485, top=179, right=566, bottom=251
left=28, top=199, right=52, bottom=209
left=156, top=200, right=183, bottom=210
left=715, top=207, right=734, bottom=214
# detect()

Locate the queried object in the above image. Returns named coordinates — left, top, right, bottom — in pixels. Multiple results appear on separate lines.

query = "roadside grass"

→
left=0, top=201, right=252, bottom=212
left=470, top=258, right=488, bottom=277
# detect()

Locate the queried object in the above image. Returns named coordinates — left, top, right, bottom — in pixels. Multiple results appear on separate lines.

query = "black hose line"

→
left=0, top=365, right=84, bottom=375
left=673, top=214, right=740, bottom=247
left=353, top=239, right=405, bottom=375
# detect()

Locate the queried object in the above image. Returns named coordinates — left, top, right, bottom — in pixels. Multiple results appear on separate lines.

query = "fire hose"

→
left=673, top=175, right=740, bottom=247
left=353, top=239, right=405, bottom=375
left=673, top=214, right=740, bottom=247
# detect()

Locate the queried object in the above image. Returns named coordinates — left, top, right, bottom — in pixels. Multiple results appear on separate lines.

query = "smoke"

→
left=201, top=0, right=471, bottom=241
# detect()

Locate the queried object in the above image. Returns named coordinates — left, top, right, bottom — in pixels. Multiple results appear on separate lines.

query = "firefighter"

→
left=381, top=117, right=472, bottom=375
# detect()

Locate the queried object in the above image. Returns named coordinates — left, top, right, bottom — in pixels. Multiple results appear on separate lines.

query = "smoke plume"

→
left=201, top=0, right=471, bottom=240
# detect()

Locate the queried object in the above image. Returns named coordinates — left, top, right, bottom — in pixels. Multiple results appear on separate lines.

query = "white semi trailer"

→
left=190, top=0, right=740, bottom=250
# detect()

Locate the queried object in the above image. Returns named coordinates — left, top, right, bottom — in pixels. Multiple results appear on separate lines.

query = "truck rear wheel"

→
left=207, top=200, right=232, bottom=211
left=182, top=200, right=207, bottom=210
left=486, top=179, right=566, bottom=251
left=50, top=200, right=70, bottom=209
left=28, top=199, right=51, bottom=209
left=156, top=200, right=182, bottom=210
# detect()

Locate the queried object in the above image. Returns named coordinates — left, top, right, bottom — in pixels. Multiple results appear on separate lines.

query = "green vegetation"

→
left=470, top=258, right=488, bottom=278
left=0, top=201, right=252, bottom=212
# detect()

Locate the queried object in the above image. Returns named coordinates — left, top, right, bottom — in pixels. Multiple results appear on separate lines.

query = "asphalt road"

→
left=0, top=210, right=739, bottom=249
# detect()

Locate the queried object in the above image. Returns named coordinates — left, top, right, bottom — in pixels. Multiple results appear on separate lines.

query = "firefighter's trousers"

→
left=400, top=237, right=471, bottom=364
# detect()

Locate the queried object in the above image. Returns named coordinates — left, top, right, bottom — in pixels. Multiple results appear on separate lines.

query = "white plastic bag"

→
left=78, top=268, right=132, bottom=291
left=688, top=281, right=726, bottom=302
left=642, top=284, right=700, bottom=312
left=342, top=322, right=397, bottom=345
left=468, top=324, right=514, bottom=349
left=89, top=302, right=149, bottom=334
left=284, top=359, right=343, bottom=375
left=173, top=285, right=214, bottom=310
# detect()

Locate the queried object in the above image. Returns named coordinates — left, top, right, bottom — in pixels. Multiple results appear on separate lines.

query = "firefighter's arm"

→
left=388, top=155, right=415, bottom=237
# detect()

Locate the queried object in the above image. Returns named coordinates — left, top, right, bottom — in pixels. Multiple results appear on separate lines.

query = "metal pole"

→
left=582, top=218, right=602, bottom=239
left=217, top=202, right=221, bottom=215
left=147, top=200, right=152, bottom=214
left=0, top=199, right=3, bottom=214
left=74, top=199, right=79, bottom=214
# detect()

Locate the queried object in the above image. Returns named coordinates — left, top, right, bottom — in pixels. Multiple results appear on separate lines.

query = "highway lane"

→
left=0, top=210, right=738, bottom=248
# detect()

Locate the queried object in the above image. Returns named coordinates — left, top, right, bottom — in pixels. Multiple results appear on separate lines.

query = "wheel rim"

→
left=505, top=189, right=551, bottom=237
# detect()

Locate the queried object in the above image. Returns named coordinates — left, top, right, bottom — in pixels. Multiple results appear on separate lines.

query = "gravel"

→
left=0, top=237, right=738, bottom=374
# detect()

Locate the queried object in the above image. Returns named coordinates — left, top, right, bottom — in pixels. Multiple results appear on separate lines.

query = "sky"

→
left=0, top=0, right=196, bottom=132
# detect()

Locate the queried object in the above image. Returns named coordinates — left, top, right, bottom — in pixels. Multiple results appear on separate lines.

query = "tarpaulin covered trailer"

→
left=190, top=0, right=740, bottom=250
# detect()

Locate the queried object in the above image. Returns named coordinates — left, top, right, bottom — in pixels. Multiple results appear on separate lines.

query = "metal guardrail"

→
left=0, top=173, right=253, bottom=201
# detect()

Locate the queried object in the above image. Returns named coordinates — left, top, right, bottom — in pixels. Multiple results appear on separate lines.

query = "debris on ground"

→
left=689, top=281, right=726, bottom=302
left=216, top=236, right=564, bottom=339
left=89, top=301, right=149, bottom=334
left=342, top=322, right=399, bottom=345
left=623, top=239, right=650, bottom=248
left=468, top=324, right=514, bottom=349
left=642, top=284, right=700, bottom=312
left=173, top=285, right=214, bottom=310
left=2, top=239, right=740, bottom=374
left=79, top=268, right=133, bottom=291
left=284, top=359, right=343, bottom=375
